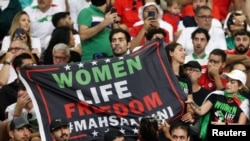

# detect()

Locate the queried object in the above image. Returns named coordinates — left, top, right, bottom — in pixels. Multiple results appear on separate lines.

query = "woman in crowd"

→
left=186, top=69, right=249, bottom=140
left=1, top=11, right=41, bottom=58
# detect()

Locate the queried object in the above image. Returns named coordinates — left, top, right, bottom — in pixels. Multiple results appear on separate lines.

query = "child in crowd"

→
left=163, top=0, right=182, bottom=33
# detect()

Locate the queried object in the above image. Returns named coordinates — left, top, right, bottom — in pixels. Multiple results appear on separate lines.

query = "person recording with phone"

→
left=129, top=2, right=173, bottom=52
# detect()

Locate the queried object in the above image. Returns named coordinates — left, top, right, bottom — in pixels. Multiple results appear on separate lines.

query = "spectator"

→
left=109, top=28, right=131, bottom=57
left=43, top=26, right=81, bottom=65
left=138, top=117, right=159, bottom=141
left=77, top=0, right=115, bottom=61
left=186, top=69, right=249, bottom=139
left=165, top=43, right=195, bottom=124
left=52, top=43, right=73, bottom=65
left=5, top=82, right=40, bottom=141
left=225, top=30, right=250, bottom=70
left=224, top=12, right=248, bottom=50
left=162, top=0, right=182, bottom=34
left=184, top=60, right=211, bottom=140
left=1, top=11, right=41, bottom=58
left=24, top=0, right=64, bottom=52
left=198, top=49, right=227, bottom=91
left=169, top=121, right=191, bottom=141
left=104, top=129, right=124, bottom=141
left=0, top=52, right=35, bottom=120
left=50, top=117, right=70, bottom=141
left=177, top=5, right=226, bottom=56
left=184, top=27, right=210, bottom=68
left=0, top=0, right=22, bottom=47
left=9, top=116, right=32, bottom=141
left=130, top=2, right=172, bottom=50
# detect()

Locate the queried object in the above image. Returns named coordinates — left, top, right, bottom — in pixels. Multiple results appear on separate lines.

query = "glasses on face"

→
left=197, top=15, right=213, bottom=20
left=8, top=47, right=25, bottom=52
left=53, top=56, right=67, bottom=60
left=185, top=68, right=200, bottom=72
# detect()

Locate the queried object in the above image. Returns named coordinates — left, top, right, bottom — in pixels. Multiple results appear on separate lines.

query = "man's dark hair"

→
left=12, top=53, right=33, bottom=70
left=109, top=28, right=131, bottom=42
left=195, top=5, right=211, bottom=16
left=209, top=49, right=227, bottom=62
left=191, top=27, right=210, bottom=41
left=169, top=121, right=191, bottom=137
left=52, top=12, right=70, bottom=27
left=91, top=0, right=106, bottom=6
left=145, top=28, right=166, bottom=41
left=233, top=29, right=250, bottom=38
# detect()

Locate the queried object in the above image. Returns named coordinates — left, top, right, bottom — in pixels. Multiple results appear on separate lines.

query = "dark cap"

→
left=10, top=116, right=31, bottom=131
left=91, top=0, right=106, bottom=6
left=184, top=61, right=202, bottom=71
left=104, top=129, right=124, bottom=141
left=50, top=117, right=69, bottom=132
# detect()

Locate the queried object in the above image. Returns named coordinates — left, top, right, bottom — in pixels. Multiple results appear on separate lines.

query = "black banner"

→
left=20, top=39, right=187, bottom=141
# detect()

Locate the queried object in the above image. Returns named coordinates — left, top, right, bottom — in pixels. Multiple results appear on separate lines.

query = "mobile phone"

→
left=148, top=11, right=155, bottom=19
left=15, top=28, right=25, bottom=39
left=111, top=7, right=117, bottom=13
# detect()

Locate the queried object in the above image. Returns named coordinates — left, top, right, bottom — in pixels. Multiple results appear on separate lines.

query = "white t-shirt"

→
left=177, top=27, right=227, bottom=56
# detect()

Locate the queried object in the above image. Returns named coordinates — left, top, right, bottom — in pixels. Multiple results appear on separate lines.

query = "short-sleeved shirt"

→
left=198, top=67, right=227, bottom=91
left=78, top=4, right=113, bottom=61
left=208, top=92, right=244, bottom=123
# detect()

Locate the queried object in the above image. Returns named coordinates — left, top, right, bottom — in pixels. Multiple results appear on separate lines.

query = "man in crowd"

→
left=50, top=117, right=70, bottom=141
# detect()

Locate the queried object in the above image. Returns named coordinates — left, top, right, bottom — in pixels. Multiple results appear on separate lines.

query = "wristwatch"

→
left=3, top=61, right=11, bottom=65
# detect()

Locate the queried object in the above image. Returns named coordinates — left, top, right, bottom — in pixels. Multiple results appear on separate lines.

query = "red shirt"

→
left=181, top=4, right=221, bottom=21
left=226, top=49, right=250, bottom=57
left=114, top=0, right=142, bottom=28
left=162, top=12, right=181, bottom=33
left=198, top=67, right=227, bottom=91
left=129, top=24, right=170, bottom=45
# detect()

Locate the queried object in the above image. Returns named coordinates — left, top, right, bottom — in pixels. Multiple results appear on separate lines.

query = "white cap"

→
left=138, top=2, right=163, bottom=21
left=221, top=70, right=247, bottom=85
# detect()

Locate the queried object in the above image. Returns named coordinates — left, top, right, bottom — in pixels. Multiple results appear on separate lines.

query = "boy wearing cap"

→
left=50, top=117, right=70, bottom=141
left=186, top=69, right=249, bottom=140
left=8, top=116, right=32, bottom=141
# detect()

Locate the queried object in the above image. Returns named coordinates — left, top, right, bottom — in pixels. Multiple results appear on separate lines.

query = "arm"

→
left=0, top=52, right=15, bottom=86
left=226, top=54, right=248, bottom=65
left=78, top=12, right=116, bottom=40
left=186, top=98, right=213, bottom=116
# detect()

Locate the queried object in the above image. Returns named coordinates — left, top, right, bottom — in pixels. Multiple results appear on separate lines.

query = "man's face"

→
left=192, top=33, right=208, bottom=55
left=38, top=0, right=52, bottom=10
left=195, top=9, right=212, bottom=30
left=8, top=40, right=27, bottom=56
left=9, top=126, right=31, bottom=141
left=64, top=15, right=74, bottom=29
left=51, top=125, right=70, bottom=141
left=53, top=50, right=70, bottom=65
left=143, top=5, right=158, bottom=20
left=184, top=67, right=201, bottom=83
left=234, top=35, right=250, bottom=54
left=207, top=54, right=225, bottom=71
left=171, top=128, right=190, bottom=141
left=111, top=32, right=130, bottom=57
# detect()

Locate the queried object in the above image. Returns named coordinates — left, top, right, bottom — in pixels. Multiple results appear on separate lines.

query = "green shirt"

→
left=78, top=4, right=113, bottom=61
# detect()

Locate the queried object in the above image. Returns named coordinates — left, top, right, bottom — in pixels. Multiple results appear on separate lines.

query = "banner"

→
left=20, top=39, right=187, bottom=141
